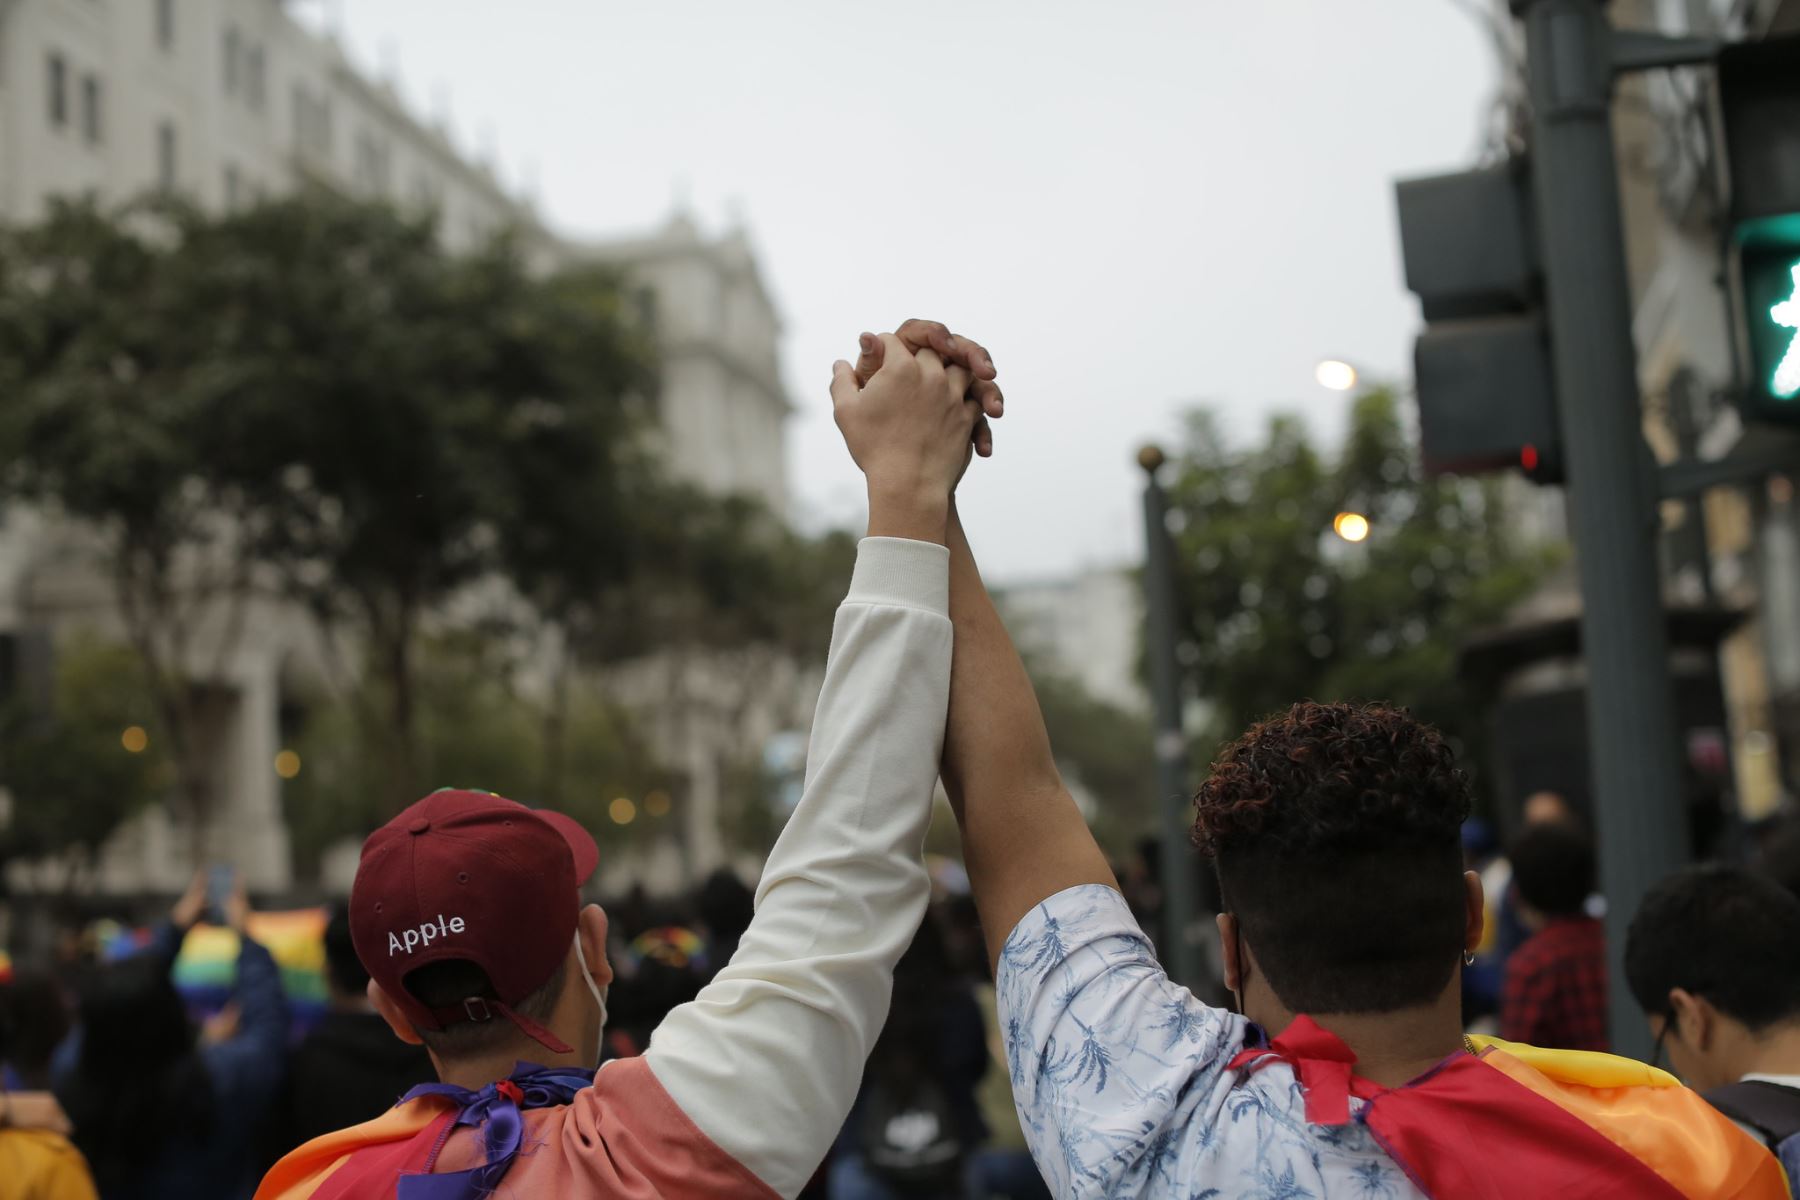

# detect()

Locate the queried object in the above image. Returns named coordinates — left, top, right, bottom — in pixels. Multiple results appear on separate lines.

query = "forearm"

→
left=941, top=506, right=1116, bottom=967
left=643, top=537, right=951, bottom=1199
left=941, top=506, right=1062, bottom=805
left=866, top=482, right=949, bottom=545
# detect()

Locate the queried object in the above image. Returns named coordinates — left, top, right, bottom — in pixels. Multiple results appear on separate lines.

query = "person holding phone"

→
left=53, top=869, right=289, bottom=1199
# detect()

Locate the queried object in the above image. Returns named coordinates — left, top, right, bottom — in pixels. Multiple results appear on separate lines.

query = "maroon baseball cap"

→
left=349, top=788, right=599, bottom=1053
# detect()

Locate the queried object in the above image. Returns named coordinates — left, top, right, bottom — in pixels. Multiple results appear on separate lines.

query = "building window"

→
left=157, top=120, right=177, bottom=190
left=291, top=83, right=307, bottom=145
left=246, top=45, right=265, bottom=110
left=223, top=26, right=238, bottom=95
left=47, top=52, right=68, bottom=128
left=155, top=0, right=175, bottom=51
left=354, top=131, right=389, bottom=195
left=81, top=75, right=102, bottom=144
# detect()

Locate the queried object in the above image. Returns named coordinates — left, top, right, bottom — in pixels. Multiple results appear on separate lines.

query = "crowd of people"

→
left=1, top=319, right=1798, bottom=1198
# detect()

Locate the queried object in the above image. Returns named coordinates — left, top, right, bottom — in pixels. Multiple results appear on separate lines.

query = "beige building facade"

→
left=0, top=0, right=792, bottom=892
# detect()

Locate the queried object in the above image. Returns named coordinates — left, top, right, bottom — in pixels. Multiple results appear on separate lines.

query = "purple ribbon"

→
left=396, top=1062, right=594, bottom=1200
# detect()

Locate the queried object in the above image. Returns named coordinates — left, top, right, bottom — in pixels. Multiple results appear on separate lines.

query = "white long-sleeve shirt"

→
left=256, top=537, right=953, bottom=1200
left=643, top=535, right=953, bottom=1195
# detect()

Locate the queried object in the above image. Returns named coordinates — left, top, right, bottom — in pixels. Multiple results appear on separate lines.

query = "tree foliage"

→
left=1028, top=664, right=1156, bottom=853
left=1164, top=388, right=1556, bottom=783
left=0, top=635, right=165, bottom=874
left=283, top=631, right=672, bottom=876
left=0, top=192, right=856, bottom=867
left=0, top=198, right=257, bottom=838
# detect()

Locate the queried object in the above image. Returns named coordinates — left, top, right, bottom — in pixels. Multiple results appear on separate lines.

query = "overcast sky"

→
left=307, top=0, right=1501, bottom=582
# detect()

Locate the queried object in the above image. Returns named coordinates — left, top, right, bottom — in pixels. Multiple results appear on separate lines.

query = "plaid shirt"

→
left=1501, top=915, right=1610, bottom=1052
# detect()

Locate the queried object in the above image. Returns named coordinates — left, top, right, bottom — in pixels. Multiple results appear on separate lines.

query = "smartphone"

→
left=205, top=864, right=234, bottom=925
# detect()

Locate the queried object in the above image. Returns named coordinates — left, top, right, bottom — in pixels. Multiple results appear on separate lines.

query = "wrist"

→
left=866, top=482, right=949, bottom=545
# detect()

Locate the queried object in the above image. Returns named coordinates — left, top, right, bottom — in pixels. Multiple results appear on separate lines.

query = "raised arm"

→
left=842, top=322, right=1115, bottom=965
left=637, top=337, right=979, bottom=1199
left=940, top=506, right=1117, bottom=966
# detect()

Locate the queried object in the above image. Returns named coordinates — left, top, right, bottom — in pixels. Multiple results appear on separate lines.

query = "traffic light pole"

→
left=1514, top=0, right=1691, bottom=1060
left=1140, top=446, right=1203, bottom=992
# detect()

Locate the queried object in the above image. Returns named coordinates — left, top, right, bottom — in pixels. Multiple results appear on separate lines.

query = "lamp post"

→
left=1139, top=444, right=1204, bottom=989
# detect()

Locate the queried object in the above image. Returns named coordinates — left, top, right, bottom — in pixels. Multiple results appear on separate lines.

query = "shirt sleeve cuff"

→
left=846, top=537, right=950, bottom=617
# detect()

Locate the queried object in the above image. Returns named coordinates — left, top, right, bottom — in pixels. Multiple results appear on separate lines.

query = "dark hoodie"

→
left=269, top=1010, right=434, bottom=1158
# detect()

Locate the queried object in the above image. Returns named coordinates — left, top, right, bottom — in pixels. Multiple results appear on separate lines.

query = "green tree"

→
left=283, top=631, right=671, bottom=876
left=1164, top=387, right=1555, bottom=780
left=0, top=634, right=166, bottom=883
left=174, top=194, right=658, bottom=809
left=531, top=485, right=856, bottom=854
left=1028, top=665, right=1156, bottom=852
left=0, top=198, right=253, bottom=843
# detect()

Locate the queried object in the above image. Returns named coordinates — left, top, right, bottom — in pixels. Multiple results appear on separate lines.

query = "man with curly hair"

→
left=850, top=321, right=1788, bottom=1199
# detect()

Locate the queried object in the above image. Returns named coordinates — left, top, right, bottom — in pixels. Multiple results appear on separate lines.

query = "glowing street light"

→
left=609, top=796, right=637, bottom=825
left=274, top=750, right=301, bottom=779
left=1332, top=511, right=1371, bottom=543
left=1315, top=360, right=1360, bottom=393
left=121, top=725, right=149, bottom=753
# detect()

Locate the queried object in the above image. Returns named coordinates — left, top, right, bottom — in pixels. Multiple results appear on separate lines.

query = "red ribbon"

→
left=1227, top=1015, right=1360, bottom=1126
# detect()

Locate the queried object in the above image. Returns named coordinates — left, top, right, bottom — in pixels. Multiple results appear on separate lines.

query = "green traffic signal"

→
left=1741, top=243, right=1800, bottom=418
left=1773, top=260, right=1800, bottom=401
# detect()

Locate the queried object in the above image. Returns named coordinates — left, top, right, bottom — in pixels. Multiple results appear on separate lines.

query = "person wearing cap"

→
left=255, top=325, right=1002, bottom=1200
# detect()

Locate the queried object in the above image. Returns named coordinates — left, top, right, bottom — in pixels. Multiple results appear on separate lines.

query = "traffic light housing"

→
left=1717, top=34, right=1800, bottom=425
left=1396, top=162, right=1564, bottom=482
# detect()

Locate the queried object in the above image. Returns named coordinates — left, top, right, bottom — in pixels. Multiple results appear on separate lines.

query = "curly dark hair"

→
left=1195, top=701, right=1474, bottom=1015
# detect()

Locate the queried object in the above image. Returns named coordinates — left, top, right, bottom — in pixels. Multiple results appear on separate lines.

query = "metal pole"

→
left=1139, top=445, right=1202, bottom=990
left=1515, top=0, right=1691, bottom=1060
left=1667, top=368, right=1716, bottom=603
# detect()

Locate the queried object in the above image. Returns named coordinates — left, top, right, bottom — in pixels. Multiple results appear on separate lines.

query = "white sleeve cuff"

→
left=845, top=537, right=950, bottom=616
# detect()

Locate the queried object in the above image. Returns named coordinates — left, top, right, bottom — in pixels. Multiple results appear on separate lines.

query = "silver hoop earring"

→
left=1463, top=950, right=1476, bottom=967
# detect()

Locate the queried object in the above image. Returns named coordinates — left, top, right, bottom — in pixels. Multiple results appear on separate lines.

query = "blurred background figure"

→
left=831, top=913, right=989, bottom=1200
left=261, top=904, right=433, bottom=1165
left=1502, top=824, right=1609, bottom=1051
left=696, top=867, right=755, bottom=976
left=2, top=968, right=73, bottom=1092
left=1752, top=817, right=1800, bottom=907
left=0, top=982, right=96, bottom=1200
left=52, top=871, right=287, bottom=1200
left=1627, top=865, right=1800, bottom=1186
left=1523, top=790, right=1579, bottom=830
left=941, top=896, right=1051, bottom=1200
left=602, top=925, right=709, bottom=1061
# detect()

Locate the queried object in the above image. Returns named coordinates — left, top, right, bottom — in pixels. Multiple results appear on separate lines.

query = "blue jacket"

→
left=53, top=921, right=288, bottom=1200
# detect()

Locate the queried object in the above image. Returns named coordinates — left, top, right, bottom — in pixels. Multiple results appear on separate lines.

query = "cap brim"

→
left=535, top=808, right=600, bottom=884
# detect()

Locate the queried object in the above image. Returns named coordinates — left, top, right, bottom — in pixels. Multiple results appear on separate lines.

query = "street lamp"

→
left=1315, top=359, right=1360, bottom=393
left=1332, top=511, right=1371, bottom=543
left=1138, top=444, right=1203, bottom=991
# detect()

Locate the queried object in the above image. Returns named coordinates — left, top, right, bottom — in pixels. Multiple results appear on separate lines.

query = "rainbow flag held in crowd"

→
left=102, top=908, right=331, bottom=1033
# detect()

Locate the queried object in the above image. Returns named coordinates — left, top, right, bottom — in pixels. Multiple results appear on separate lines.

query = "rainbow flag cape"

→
left=255, top=1095, right=451, bottom=1200
left=1230, top=1017, right=1787, bottom=1198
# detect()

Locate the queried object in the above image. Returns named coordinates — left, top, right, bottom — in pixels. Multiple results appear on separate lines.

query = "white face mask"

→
left=574, top=929, right=609, bottom=1033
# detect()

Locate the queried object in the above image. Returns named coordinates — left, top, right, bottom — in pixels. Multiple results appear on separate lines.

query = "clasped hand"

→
left=830, top=319, right=1004, bottom=543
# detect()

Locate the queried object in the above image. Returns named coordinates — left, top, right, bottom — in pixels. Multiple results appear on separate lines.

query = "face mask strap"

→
left=574, top=929, right=609, bottom=1032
